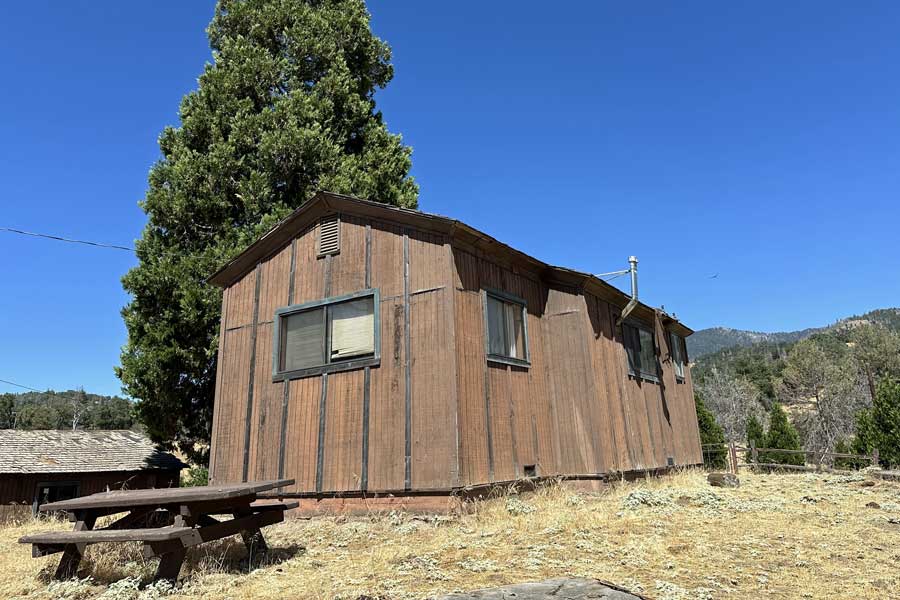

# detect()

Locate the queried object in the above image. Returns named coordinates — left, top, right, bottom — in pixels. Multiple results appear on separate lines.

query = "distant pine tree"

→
left=853, top=379, right=900, bottom=468
left=694, top=393, right=727, bottom=469
left=832, top=438, right=866, bottom=470
left=746, top=414, right=765, bottom=462
left=763, top=404, right=804, bottom=466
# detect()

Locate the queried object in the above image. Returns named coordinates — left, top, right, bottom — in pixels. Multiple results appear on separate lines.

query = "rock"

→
left=859, top=480, right=876, bottom=487
left=708, top=472, right=740, bottom=488
left=866, top=501, right=881, bottom=509
left=431, top=577, right=647, bottom=599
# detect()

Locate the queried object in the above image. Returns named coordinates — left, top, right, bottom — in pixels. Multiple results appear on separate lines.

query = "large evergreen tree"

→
left=118, top=0, right=418, bottom=462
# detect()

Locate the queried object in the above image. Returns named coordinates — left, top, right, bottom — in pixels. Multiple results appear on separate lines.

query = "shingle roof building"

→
left=0, top=430, right=186, bottom=474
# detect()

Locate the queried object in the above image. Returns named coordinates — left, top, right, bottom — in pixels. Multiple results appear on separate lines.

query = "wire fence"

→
left=701, top=442, right=879, bottom=474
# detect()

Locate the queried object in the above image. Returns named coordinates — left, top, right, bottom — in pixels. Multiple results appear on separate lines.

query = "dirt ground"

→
left=1, top=469, right=898, bottom=599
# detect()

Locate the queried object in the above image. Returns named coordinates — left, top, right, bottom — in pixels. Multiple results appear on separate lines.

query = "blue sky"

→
left=1, top=2, right=899, bottom=396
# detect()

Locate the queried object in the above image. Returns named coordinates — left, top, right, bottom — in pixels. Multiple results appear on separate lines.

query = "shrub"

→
left=181, top=465, right=209, bottom=487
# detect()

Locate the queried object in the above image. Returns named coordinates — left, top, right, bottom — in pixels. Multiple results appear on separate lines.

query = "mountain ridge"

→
left=687, top=308, right=900, bottom=359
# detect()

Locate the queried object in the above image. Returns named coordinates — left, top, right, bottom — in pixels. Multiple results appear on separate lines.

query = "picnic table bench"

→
left=19, top=479, right=296, bottom=582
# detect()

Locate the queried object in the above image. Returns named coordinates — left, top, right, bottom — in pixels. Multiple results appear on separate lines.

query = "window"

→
left=33, top=481, right=79, bottom=514
left=484, top=289, right=529, bottom=366
left=623, top=321, right=659, bottom=382
left=273, top=289, right=379, bottom=380
left=670, top=332, right=686, bottom=381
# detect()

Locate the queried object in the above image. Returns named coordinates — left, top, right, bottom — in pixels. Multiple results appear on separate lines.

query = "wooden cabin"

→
left=0, top=430, right=184, bottom=519
left=208, top=192, right=702, bottom=510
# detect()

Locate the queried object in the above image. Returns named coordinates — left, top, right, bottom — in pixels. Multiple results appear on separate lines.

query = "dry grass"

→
left=2, top=469, right=898, bottom=599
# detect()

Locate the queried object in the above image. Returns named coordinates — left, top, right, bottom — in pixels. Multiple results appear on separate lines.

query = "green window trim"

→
left=623, top=320, right=660, bottom=383
left=272, top=288, right=381, bottom=382
left=669, top=331, right=687, bottom=383
left=482, top=287, right=530, bottom=368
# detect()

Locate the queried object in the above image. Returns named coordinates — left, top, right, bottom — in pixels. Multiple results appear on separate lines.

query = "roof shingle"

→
left=0, top=430, right=186, bottom=474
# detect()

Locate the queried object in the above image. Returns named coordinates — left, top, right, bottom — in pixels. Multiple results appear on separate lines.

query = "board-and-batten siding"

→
left=451, top=249, right=558, bottom=485
left=1, top=471, right=181, bottom=519
left=450, top=247, right=702, bottom=485
left=209, top=210, right=702, bottom=494
left=210, top=215, right=461, bottom=493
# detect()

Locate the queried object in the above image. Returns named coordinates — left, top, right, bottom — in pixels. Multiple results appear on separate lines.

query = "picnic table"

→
left=19, top=479, right=296, bottom=582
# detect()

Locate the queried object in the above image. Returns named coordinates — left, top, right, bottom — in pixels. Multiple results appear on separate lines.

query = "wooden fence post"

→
left=750, top=440, right=757, bottom=465
left=729, top=442, right=738, bottom=474
left=872, top=449, right=880, bottom=469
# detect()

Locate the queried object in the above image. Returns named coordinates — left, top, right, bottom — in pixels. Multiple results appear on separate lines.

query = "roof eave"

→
left=205, top=191, right=694, bottom=335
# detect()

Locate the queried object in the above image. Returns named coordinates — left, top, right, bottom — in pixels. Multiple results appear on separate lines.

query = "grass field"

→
left=2, top=469, right=898, bottom=599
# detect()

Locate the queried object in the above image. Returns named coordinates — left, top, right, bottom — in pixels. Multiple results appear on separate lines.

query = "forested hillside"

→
left=691, top=308, right=900, bottom=465
left=687, top=308, right=900, bottom=358
left=687, top=326, right=821, bottom=359
left=0, top=389, right=134, bottom=430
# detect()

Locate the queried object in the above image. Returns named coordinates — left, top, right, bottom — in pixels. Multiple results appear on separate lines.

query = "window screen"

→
left=275, top=290, right=377, bottom=378
left=485, top=291, right=527, bottom=362
left=623, top=322, right=659, bottom=381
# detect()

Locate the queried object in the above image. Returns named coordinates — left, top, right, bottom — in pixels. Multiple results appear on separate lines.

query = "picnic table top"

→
left=39, top=479, right=294, bottom=512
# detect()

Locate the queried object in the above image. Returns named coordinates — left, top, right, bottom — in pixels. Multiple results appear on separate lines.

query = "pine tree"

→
left=118, top=0, right=418, bottom=462
left=694, top=393, right=727, bottom=469
left=746, top=414, right=765, bottom=462
left=764, top=404, right=804, bottom=466
left=853, top=379, right=900, bottom=468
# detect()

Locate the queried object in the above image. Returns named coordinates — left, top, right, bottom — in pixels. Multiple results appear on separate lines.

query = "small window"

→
left=274, top=289, right=379, bottom=380
left=34, top=482, right=79, bottom=514
left=670, top=332, right=686, bottom=381
left=317, top=215, right=341, bottom=256
left=484, top=289, right=529, bottom=366
left=623, top=321, right=659, bottom=382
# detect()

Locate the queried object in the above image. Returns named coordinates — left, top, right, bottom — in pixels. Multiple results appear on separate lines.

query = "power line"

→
left=0, top=227, right=135, bottom=253
left=0, top=378, right=43, bottom=393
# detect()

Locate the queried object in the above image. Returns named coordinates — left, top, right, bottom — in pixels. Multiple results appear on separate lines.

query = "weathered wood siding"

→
left=209, top=206, right=701, bottom=495
left=0, top=470, right=181, bottom=517
left=450, top=247, right=702, bottom=486
left=210, top=214, right=460, bottom=493
left=451, top=249, right=558, bottom=485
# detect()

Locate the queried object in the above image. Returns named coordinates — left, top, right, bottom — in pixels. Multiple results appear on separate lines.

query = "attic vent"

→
left=317, top=215, right=341, bottom=257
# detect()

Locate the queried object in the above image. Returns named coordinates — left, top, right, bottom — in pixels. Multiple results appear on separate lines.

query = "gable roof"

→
left=0, top=430, right=186, bottom=474
left=209, top=191, right=693, bottom=336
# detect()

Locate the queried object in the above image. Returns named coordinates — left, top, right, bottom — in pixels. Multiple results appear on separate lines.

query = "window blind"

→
left=281, top=308, right=325, bottom=371
left=329, top=297, right=375, bottom=359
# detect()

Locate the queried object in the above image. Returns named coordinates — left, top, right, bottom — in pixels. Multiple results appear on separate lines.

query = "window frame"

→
left=482, top=287, right=530, bottom=368
left=622, top=319, right=660, bottom=383
left=33, top=480, right=80, bottom=515
left=669, top=331, right=687, bottom=383
left=272, top=288, right=380, bottom=382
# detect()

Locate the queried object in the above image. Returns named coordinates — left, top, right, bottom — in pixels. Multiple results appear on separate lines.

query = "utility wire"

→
left=0, top=378, right=44, bottom=393
left=0, top=227, right=135, bottom=252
